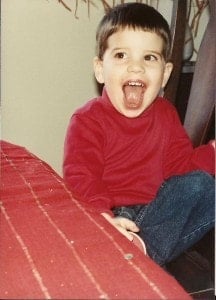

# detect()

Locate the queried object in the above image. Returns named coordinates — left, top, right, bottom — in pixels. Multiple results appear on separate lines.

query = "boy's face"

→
left=94, top=28, right=173, bottom=118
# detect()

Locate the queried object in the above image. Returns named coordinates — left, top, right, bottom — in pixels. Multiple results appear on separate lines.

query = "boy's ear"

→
left=161, top=62, right=173, bottom=88
left=93, top=56, right=104, bottom=84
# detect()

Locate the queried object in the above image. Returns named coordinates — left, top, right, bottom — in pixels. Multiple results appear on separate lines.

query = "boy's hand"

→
left=101, top=212, right=140, bottom=241
left=210, top=140, right=215, bottom=149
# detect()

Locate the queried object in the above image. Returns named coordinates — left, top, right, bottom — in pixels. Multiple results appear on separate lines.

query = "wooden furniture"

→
left=165, top=0, right=215, bottom=147
left=164, top=0, right=187, bottom=105
left=175, top=61, right=195, bottom=123
left=0, top=141, right=191, bottom=299
left=183, top=0, right=215, bottom=146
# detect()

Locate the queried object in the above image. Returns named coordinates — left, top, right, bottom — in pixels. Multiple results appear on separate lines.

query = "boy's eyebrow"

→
left=110, top=47, right=128, bottom=52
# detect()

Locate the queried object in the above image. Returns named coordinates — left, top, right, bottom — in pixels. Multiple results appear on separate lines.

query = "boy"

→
left=63, top=3, right=215, bottom=265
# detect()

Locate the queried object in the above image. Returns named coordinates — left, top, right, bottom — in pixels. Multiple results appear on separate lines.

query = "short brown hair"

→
left=96, top=3, right=172, bottom=61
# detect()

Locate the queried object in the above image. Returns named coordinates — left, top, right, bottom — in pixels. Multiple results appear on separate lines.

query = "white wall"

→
left=1, top=0, right=208, bottom=175
left=2, top=0, right=103, bottom=174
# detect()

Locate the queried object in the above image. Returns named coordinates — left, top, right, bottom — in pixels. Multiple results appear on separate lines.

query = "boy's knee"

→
left=173, top=170, right=213, bottom=186
left=188, top=170, right=214, bottom=191
left=181, top=171, right=215, bottom=206
left=166, top=170, right=214, bottom=200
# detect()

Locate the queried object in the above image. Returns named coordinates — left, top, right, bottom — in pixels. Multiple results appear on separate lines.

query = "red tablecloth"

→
left=0, top=141, right=191, bottom=299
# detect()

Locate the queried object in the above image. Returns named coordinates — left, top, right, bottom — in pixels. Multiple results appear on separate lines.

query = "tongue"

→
left=123, top=85, right=144, bottom=108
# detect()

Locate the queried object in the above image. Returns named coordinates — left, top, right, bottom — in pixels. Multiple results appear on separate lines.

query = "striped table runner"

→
left=0, top=141, right=191, bottom=299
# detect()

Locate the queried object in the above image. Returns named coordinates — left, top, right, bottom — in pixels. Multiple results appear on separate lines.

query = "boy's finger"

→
left=121, top=219, right=139, bottom=232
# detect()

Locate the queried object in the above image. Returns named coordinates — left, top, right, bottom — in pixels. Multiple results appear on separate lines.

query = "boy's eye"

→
left=114, top=52, right=127, bottom=59
left=144, top=54, right=158, bottom=61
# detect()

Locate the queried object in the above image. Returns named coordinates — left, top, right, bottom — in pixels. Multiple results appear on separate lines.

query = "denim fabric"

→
left=112, top=171, right=215, bottom=265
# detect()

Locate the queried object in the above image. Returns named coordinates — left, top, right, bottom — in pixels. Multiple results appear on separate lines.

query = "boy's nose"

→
left=127, top=60, right=145, bottom=73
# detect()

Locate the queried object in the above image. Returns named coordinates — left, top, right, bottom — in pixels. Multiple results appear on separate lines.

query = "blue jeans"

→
left=112, top=171, right=215, bottom=265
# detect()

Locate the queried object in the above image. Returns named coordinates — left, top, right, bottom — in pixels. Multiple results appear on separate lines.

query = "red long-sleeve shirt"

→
left=63, top=88, right=214, bottom=214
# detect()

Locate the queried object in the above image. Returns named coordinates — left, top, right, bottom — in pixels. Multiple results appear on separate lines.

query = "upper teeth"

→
left=128, top=82, right=143, bottom=87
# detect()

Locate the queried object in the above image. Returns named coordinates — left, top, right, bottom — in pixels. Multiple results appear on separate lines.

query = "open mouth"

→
left=123, top=80, right=146, bottom=109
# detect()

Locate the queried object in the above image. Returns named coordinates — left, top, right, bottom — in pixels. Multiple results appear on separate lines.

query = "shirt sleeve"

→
left=63, top=114, right=114, bottom=215
left=163, top=107, right=215, bottom=179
